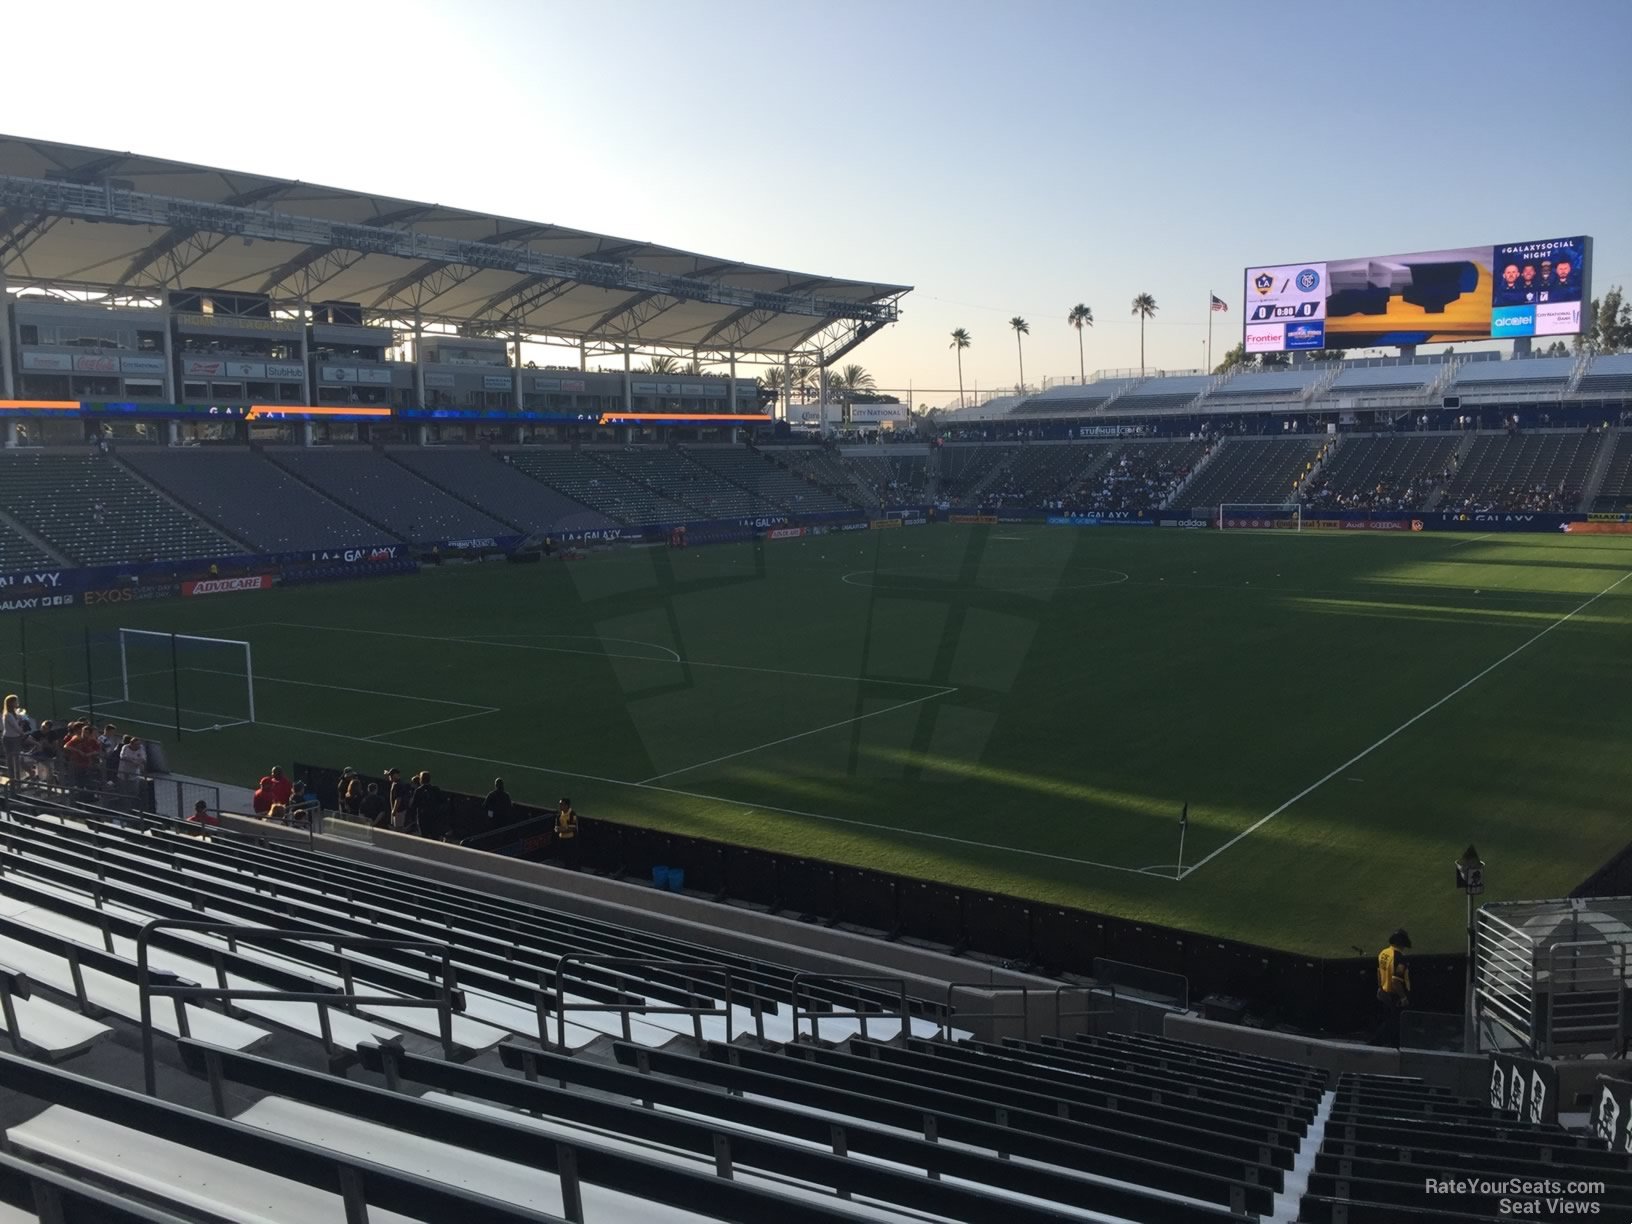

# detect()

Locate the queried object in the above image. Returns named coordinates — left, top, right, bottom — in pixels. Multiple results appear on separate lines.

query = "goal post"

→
left=1217, top=503, right=1302, bottom=532
left=115, top=629, right=256, bottom=734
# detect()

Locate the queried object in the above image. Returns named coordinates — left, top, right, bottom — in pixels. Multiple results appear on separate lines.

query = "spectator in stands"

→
left=337, top=767, right=363, bottom=817
left=185, top=799, right=220, bottom=831
left=116, top=734, right=146, bottom=792
left=262, top=766, right=292, bottom=810
left=408, top=770, right=443, bottom=838
left=64, top=723, right=103, bottom=797
left=484, top=778, right=513, bottom=827
left=555, top=797, right=580, bottom=869
left=359, top=782, right=386, bottom=827
left=387, top=767, right=412, bottom=831
left=266, top=802, right=288, bottom=824
left=98, top=723, right=119, bottom=765
left=2, top=695, right=29, bottom=789
left=1374, top=927, right=1412, bottom=1047
left=287, top=781, right=319, bottom=827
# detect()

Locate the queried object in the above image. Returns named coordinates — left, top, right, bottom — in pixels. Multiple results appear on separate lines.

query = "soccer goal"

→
left=115, top=629, right=256, bottom=733
left=1217, top=503, right=1302, bottom=532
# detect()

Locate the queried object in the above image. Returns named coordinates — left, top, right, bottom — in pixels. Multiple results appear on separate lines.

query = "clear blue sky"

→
left=8, top=0, right=1630, bottom=403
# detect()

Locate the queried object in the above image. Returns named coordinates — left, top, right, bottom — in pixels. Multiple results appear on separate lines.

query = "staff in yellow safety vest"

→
left=555, top=797, right=581, bottom=870
left=1375, top=927, right=1412, bottom=1047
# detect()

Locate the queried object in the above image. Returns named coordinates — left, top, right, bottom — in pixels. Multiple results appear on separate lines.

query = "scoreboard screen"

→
left=1243, top=235, right=1591, bottom=352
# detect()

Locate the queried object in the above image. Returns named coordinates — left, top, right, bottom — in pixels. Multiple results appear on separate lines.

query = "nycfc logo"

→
left=1296, top=268, right=1321, bottom=293
left=1253, top=272, right=1274, bottom=296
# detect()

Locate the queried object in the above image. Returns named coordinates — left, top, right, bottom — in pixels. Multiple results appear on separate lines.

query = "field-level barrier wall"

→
left=297, top=761, right=1467, bottom=1037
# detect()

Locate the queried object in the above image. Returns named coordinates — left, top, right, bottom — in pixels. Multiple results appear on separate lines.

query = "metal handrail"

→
left=136, top=919, right=461, bottom=1096
left=789, top=973, right=910, bottom=1044
left=552, top=956, right=742, bottom=1051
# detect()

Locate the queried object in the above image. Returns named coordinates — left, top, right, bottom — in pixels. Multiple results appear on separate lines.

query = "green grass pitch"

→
left=9, top=523, right=1631, bottom=957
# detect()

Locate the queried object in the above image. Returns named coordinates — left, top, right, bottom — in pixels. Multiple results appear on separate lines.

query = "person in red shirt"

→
left=185, top=799, right=220, bottom=832
left=64, top=723, right=104, bottom=794
left=264, top=766, right=292, bottom=807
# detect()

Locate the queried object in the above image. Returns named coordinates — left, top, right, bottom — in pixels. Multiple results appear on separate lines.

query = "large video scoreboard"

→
left=1243, top=235, right=1591, bottom=353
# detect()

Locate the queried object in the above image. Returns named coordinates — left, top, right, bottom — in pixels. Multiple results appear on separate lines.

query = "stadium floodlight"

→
left=1216, top=504, right=1302, bottom=532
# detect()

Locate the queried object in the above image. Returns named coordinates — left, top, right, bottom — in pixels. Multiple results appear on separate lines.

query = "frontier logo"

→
left=182, top=574, right=274, bottom=597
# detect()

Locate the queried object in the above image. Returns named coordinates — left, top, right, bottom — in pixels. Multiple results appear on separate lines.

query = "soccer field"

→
left=9, top=523, right=1631, bottom=957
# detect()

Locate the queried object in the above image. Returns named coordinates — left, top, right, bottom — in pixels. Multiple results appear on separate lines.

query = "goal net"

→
left=1217, top=503, right=1302, bottom=532
left=115, top=629, right=256, bottom=733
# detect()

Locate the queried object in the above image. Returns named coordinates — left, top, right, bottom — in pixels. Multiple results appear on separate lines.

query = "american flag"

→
left=1209, top=294, right=1229, bottom=313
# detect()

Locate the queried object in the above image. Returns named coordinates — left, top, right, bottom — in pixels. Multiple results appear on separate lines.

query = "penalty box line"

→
left=265, top=622, right=957, bottom=693
left=1180, top=568, right=1632, bottom=882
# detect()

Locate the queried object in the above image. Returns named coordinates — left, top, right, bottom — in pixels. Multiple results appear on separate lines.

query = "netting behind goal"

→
left=116, top=630, right=255, bottom=733
left=1217, top=504, right=1302, bottom=531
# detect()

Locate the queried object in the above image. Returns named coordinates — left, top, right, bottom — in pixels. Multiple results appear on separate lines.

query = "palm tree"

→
left=949, top=328, right=971, bottom=410
left=1009, top=316, right=1029, bottom=394
left=1130, top=294, right=1158, bottom=375
left=643, top=354, right=679, bottom=376
left=835, top=363, right=874, bottom=396
left=829, top=363, right=876, bottom=423
left=680, top=357, right=704, bottom=376
left=1067, top=304, right=1094, bottom=384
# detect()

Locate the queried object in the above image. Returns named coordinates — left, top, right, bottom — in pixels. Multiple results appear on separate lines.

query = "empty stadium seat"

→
left=121, top=446, right=393, bottom=553
left=681, top=446, right=855, bottom=514
left=504, top=448, right=698, bottom=525
left=1443, top=432, right=1602, bottom=513
left=270, top=448, right=512, bottom=544
left=0, top=523, right=53, bottom=572
left=1591, top=431, right=1632, bottom=511
left=1302, top=434, right=1461, bottom=512
left=1178, top=437, right=1324, bottom=508
left=0, top=452, right=236, bottom=565
left=1577, top=353, right=1632, bottom=398
left=387, top=447, right=616, bottom=534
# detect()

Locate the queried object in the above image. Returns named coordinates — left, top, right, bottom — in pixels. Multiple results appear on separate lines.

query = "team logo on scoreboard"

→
left=1295, top=268, right=1321, bottom=293
left=1253, top=272, right=1275, bottom=296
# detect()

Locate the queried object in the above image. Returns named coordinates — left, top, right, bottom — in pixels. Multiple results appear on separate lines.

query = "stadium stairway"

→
left=111, top=452, right=257, bottom=554
left=383, top=447, right=524, bottom=533
left=1162, top=438, right=1225, bottom=509
left=0, top=508, right=65, bottom=571
left=1297, top=1072, right=1632, bottom=1222
left=260, top=445, right=406, bottom=544
left=1577, top=427, right=1622, bottom=511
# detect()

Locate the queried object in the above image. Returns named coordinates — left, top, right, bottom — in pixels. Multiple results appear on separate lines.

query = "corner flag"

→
left=1180, top=802, right=1188, bottom=828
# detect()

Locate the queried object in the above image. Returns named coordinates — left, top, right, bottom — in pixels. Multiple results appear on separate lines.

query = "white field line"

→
left=266, top=622, right=954, bottom=692
left=638, top=687, right=956, bottom=784
left=186, top=666, right=489, bottom=710
left=243, top=718, right=1169, bottom=879
left=359, top=707, right=502, bottom=742
left=1180, top=568, right=1632, bottom=880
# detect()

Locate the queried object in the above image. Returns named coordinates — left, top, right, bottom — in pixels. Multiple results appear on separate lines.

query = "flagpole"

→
left=1206, top=293, right=1213, bottom=374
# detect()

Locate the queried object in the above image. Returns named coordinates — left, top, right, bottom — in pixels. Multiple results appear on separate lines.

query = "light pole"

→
left=1457, top=844, right=1486, bottom=1052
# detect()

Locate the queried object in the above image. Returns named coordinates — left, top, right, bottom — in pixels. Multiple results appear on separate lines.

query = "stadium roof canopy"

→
left=0, top=135, right=908, bottom=361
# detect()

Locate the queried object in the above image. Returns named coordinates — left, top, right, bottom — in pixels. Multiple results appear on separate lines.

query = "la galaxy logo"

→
left=1253, top=272, right=1274, bottom=296
left=1296, top=268, right=1321, bottom=293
